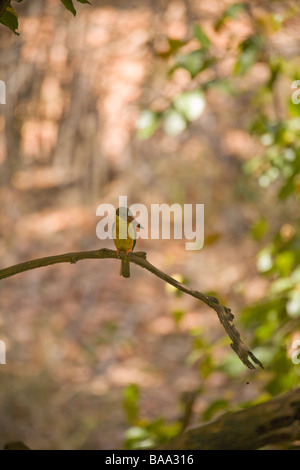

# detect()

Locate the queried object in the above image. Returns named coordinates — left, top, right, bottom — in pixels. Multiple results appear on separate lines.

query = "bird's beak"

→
left=128, top=215, right=144, bottom=230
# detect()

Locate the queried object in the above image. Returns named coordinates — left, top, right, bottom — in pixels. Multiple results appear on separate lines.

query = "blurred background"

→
left=0, top=0, right=300, bottom=449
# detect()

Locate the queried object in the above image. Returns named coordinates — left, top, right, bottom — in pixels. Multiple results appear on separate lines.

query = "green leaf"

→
left=252, top=346, right=278, bottom=367
left=123, top=384, right=140, bottom=424
left=200, top=355, right=213, bottom=378
left=270, top=277, right=294, bottom=295
left=172, top=309, right=185, bottom=325
left=275, top=251, right=295, bottom=276
left=172, top=50, right=206, bottom=78
left=251, top=218, right=268, bottom=241
left=193, top=24, right=211, bottom=48
left=267, top=58, right=282, bottom=89
left=136, top=110, right=160, bottom=140
left=286, top=290, right=300, bottom=318
left=257, top=248, right=273, bottom=272
left=61, top=0, right=77, bottom=16
left=241, top=299, right=282, bottom=329
left=202, top=399, right=229, bottom=422
left=193, top=337, right=206, bottom=350
left=0, top=6, right=19, bottom=34
left=255, top=322, right=278, bottom=342
left=173, top=90, right=205, bottom=122
left=202, top=78, right=235, bottom=95
left=266, top=351, right=299, bottom=395
left=234, top=47, right=257, bottom=75
left=163, top=109, right=187, bottom=136
left=221, top=352, right=246, bottom=377
left=204, top=232, right=221, bottom=245
left=76, top=0, right=92, bottom=3
left=168, top=38, right=186, bottom=53
left=215, top=3, right=246, bottom=31
left=156, top=38, right=187, bottom=59
left=288, top=98, right=300, bottom=117
left=234, top=35, right=264, bottom=76
left=124, top=426, right=152, bottom=450
left=292, top=266, right=300, bottom=282
left=278, top=177, right=295, bottom=199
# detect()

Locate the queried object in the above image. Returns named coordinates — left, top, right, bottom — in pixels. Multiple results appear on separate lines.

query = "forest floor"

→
left=0, top=0, right=272, bottom=449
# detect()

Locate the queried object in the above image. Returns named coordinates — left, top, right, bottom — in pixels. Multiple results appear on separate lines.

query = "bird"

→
left=112, top=207, right=142, bottom=278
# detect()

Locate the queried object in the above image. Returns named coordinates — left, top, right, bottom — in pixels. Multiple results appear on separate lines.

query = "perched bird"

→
left=112, top=207, right=142, bottom=278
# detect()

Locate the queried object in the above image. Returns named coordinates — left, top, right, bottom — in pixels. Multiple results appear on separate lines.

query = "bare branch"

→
left=0, top=248, right=263, bottom=370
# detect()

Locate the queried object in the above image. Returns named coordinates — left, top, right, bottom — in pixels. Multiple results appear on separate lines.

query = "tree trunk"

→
left=157, top=388, right=300, bottom=450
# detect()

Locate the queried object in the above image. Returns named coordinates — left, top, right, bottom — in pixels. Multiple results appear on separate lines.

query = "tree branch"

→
left=0, top=248, right=263, bottom=370
left=157, top=387, right=300, bottom=450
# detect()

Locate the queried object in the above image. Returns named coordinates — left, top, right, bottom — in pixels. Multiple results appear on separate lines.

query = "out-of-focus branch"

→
left=0, top=248, right=263, bottom=370
left=157, top=387, right=300, bottom=450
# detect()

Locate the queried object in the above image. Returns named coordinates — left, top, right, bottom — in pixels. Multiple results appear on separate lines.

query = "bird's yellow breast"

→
left=113, top=216, right=135, bottom=252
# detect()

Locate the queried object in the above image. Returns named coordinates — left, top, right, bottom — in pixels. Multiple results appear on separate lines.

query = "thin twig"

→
left=0, top=248, right=263, bottom=370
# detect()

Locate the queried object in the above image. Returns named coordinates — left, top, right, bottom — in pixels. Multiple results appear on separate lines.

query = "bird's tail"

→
left=120, top=259, right=130, bottom=278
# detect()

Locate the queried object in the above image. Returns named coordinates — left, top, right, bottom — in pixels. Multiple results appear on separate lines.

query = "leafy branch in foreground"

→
left=61, top=0, right=91, bottom=17
left=0, top=0, right=91, bottom=34
left=0, top=248, right=263, bottom=370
